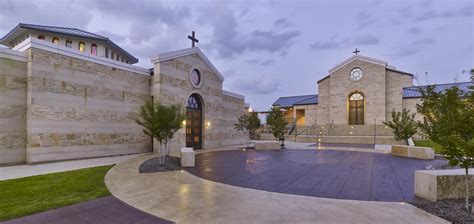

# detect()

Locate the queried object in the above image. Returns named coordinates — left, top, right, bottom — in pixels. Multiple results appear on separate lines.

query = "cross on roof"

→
left=353, top=48, right=360, bottom=55
left=188, top=31, right=199, bottom=47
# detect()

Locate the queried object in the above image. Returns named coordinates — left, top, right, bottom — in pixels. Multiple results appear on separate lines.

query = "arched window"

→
left=105, top=48, right=109, bottom=58
left=78, top=42, right=85, bottom=52
left=66, top=39, right=72, bottom=48
left=348, top=92, right=364, bottom=125
left=52, top=37, right=59, bottom=44
left=37, top=35, right=45, bottom=40
left=91, top=43, right=97, bottom=55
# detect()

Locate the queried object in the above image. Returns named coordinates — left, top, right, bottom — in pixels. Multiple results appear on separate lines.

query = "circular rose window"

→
left=190, top=69, right=201, bottom=87
left=350, top=67, right=363, bottom=81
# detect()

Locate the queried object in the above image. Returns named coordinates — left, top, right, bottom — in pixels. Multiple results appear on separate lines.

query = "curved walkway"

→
left=105, top=153, right=448, bottom=223
left=186, top=149, right=447, bottom=202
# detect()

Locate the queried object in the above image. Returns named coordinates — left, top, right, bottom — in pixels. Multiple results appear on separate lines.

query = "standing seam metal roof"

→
left=402, top=81, right=473, bottom=98
left=0, top=23, right=138, bottom=63
left=272, top=94, right=318, bottom=107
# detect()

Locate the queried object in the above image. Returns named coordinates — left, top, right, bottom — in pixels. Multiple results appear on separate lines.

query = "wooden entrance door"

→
left=186, top=94, right=202, bottom=149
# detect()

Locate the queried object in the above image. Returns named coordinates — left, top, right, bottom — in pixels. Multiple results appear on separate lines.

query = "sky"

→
left=0, top=0, right=472, bottom=111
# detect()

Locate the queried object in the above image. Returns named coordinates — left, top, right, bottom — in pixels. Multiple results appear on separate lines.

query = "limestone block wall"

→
left=221, top=93, right=247, bottom=146
left=153, top=54, right=246, bottom=151
left=402, top=98, right=423, bottom=121
left=316, top=78, right=330, bottom=125
left=294, top=104, right=317, bottom=126
left=0, top=49, right=27, bottom=165
left=385, top=70, right=413, bottom=121
left=26, top=48, right=151, bottom=163
left=328, top=59, right=386, bottom=125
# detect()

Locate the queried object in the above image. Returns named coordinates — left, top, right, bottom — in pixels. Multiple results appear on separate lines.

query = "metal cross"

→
left=188, top=31, right=199, bottom=47
left=353, top=48, right=360, bottom=55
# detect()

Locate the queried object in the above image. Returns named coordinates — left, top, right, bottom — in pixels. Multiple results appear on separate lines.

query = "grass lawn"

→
left=0, top=165, right=113, bottom=221
left=414, top=140, right=443, bottom=154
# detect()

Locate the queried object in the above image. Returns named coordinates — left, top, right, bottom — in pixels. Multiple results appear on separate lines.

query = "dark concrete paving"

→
left=2, top=196, right=174, bottom=224
left=185, top=149, right=447, bottom=202
left=307, top=143, right=375, bottom=149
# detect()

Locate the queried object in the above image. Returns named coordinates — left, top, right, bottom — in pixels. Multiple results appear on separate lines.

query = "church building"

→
left=0, top=23, right=248, bottom=165
left=272, top=52, right=472, bottom=145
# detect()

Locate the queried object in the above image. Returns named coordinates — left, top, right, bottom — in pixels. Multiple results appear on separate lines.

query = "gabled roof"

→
left=328, top=54, right=387, bottom=74
left=317, top=54, right=413, bottom=83
left=403, top=81, right=473, bottom=98
left=151, top=47, right=224, bottom=81
left=0, top=23, right=138, bottom=63
left=273, top=94, right=318, bottom=107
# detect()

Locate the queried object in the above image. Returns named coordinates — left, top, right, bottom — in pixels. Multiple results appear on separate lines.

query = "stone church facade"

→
left=0, top=23, right=247, bottom=165
left=273, top=54, right=472, bottom=145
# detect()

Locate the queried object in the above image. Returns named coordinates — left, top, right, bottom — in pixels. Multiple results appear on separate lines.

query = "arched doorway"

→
left=186, top=94, right=202, bottom=149
left=348, top=92, right=364, bottom=125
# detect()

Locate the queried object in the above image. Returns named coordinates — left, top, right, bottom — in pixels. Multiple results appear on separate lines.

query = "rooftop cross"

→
left=188, top=31, right=199, bottom=47
left=353, top=48, right=360, bottom=55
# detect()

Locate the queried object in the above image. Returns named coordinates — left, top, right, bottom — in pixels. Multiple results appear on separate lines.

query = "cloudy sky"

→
left=1, top=0, right=472, bottom=110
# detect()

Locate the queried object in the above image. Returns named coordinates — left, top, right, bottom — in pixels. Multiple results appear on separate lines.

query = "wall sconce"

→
left=206, top=121, right=211, bottom=129
left=182, top=120, right=186, bottom=126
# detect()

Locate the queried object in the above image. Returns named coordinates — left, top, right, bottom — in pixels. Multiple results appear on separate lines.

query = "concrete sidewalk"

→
left=0, top=154, right=143, bottom=181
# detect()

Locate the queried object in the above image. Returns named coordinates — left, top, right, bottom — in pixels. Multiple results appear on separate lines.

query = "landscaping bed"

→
left=0, top=165, right=113, bottom=221
left=410, top=199, right=474, bottom=223
left=139, top=156, right=181, bottom=173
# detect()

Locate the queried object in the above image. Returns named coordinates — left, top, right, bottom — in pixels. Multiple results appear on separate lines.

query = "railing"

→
left=328, top=120, right=334, bottom=135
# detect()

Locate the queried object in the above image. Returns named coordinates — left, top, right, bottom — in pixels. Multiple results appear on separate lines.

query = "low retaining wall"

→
left=415, top=169, right=474, bottom=202
left=392, top=145, right=434, bottom=160
left=254, top=141, right=281, bottom=150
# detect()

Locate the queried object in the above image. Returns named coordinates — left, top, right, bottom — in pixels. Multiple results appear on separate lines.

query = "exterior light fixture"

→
left=206, top=121, right=211, bottom=128
left=182, top=120, right=186, bottom=125
left=350, top=132, right=353, bottom=135
left=248, top=107, right=253, bottom=113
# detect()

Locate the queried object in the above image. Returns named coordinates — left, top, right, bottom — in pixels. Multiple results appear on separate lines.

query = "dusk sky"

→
left=1, top=0, right=472, bottom=111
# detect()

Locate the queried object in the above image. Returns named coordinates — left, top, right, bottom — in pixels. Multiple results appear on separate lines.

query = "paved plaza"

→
left=104, top=152, right=448, bottom=223
left=185, top=149, right=447, bottom=202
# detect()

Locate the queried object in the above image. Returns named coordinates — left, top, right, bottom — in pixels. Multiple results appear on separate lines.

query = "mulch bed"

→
left=139, top=156, right=182, bottom=173
left=410, top=199, right=474, bottom=223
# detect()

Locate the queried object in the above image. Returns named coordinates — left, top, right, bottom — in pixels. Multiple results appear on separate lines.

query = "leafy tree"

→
left=416, top=84, right=474, bottom=211
left=266, top=107, right=288, bottom=141
left=383, top=109, right=418, bottom=144
left=135, top=101, right=184, bottom=165
left=234, top=112, right=261, bottom=146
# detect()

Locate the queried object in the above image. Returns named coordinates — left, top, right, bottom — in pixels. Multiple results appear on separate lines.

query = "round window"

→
left=350, top=67, right=363, bottom=81
left=190, top=69, right=201, bottom=87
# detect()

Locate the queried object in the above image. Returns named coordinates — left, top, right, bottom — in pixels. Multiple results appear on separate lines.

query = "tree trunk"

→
left=466, top=167, right=470, bottom=212
left=159, top=142, right=166, bottom=165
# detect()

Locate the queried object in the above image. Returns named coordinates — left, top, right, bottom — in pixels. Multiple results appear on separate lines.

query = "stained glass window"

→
left=37, top=35, right=45, bottom=40
left=91, top=43, right=97, bottom=55
left=349, top=92, right=364, bottom=125
left=187, top=95, right=201, bottom=109
left=52, top=37, right=59, bottom=44
left=190, top=69, right=201, bottom=86
left=79, top=42, right=85, bottom=52
left=66, top=39, right=72, bottom=48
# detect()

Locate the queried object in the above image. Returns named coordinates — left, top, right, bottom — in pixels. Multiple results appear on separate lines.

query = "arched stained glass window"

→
left=348, top=92, right=364, bottom=125
left=78, top=42, right=85, bottom=52
left=187, top=95, right=201, bottom=109
left=91, top=43, right=97, bottom=55
left=37, top=35, right=45, bottom=40
left=66, top=39, right=72, bottom=48
left=52, top=37, right=59, bottom=44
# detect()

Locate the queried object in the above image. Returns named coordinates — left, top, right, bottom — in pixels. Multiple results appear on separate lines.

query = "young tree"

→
left=417, top=85, right=474, bottom=211
left=135, top=101, right=184, bottom=165
left=383, top=109, right=418, bottom=144
left=234, top=112, right=261, bottom=146
left=266, top=107, right=288, bottom=144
